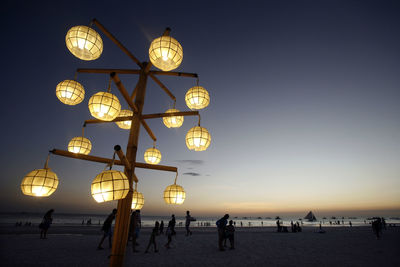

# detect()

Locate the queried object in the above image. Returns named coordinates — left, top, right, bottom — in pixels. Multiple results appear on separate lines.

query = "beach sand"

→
left=1, top=225, right=399, bottom=266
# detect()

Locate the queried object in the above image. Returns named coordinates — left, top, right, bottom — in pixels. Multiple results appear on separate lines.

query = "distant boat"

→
left=304, top=211, right=317, bottom=222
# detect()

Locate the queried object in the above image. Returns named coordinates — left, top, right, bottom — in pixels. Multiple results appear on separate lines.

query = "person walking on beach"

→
left=97, top=208, right=117, bottom=250
left=224, top=220, right=235, bottom=249
left=165, top=219, right=174, bottom=249
left=129, top=210, right=140, bottom=252
left=145, top=221, right=159, bottom=253
left=159, top=220, right=164, bottom=234
left=171, top=214, right=176, bottom=236
left=185, top=210, right=196, bottom=236
left=372, top=218, right=382, bottom=239
left=39, top=209, right=54, bottom=239
left=216, top=214, right=229, bottom=251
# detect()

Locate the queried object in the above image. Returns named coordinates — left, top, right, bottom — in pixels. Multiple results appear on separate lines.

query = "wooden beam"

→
left=135, top=162, right=177, bottom=172
left=149, top=70, right=198, bottom=78
left=142, top=111, right=199, bottom=119
left=77, top=68, right=141, bottom=74
left=92, top=19, right=143, bottom=68
left=113, top=145, right=132, bottom=172
left=144, top=27, right=171, bottom=73
left=84, top=116, right=134, bottom=125
left=149, top=73, right=176, bottom=101
left=140, top=119, right=157, bottom=142
left=110, top=72, right=138, bottom=113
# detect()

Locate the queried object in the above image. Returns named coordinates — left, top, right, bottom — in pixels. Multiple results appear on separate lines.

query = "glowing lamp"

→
left=56, top=80, right=85, bottom=105
left=163, top=109, right=184, bottom=128
left=88, top=92, right=121, bottom=121
left=186, top=126, right=211, bottom=151
left=131, top=190, right=144, bottom=210
left=185, top=86, right=210, bottom=110
left=65, top=26, right=103, bottom=61
left=21, top=169, right=59, bottom=197
left=144, top=147, right=162, bottom=165
left=149, top=36, right=183, bottom=71
left=115, top=109, right=133, bottom=129
left=164, top=184, right=185, bottom=205
left=68, top=136, right=92, bottom=155
left=91, top=170, right=129, bottom=203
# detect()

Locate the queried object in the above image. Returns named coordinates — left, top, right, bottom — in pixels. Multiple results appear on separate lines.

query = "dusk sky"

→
left=1, top=0, right=399, bottom=217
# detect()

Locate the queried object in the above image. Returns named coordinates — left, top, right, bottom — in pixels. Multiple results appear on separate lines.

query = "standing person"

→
left=224, top=220, right=235, bottom=249
left=171, top=214, right=176, bottom=236
left=372, top=218, right=382, bottom=239
left=185, top=210, right=196, bottom=236
left=145, top=221, right=159, bottom=253
left=159, top=220, right=164, bottom=234
left=39, top=209, right=54, bottom=239
left=216, top=214, right=229, bottom=251
left=129, top=210, right=140, bottom=252
left=276, top=219, right=281, bottom=232
left=165, top=219, right=174, bottom=249
left=97, top=209, right=117, bottom=250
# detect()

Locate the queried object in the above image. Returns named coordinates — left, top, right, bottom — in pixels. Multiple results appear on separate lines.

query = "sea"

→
left=1, top=212, right=399, bottom=228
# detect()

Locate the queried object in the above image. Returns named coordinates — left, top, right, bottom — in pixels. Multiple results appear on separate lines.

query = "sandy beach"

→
left=1, top=224, right=399, bottom=267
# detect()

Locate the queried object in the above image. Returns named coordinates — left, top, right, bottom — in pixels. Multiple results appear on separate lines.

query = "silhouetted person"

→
left=372, top=218, right=382, bottom=239
left=185, top=211, right=196, bottom=236
left=165, top=219, right=174, bottom=249
left=97, top=209, right=117, bottom=250
left=145, top=221, right=159, bottom=253
left=276, top=219, right=281, bottom=232
left=382, top=218, right=386, bottom=230
left=159, top=220, right=164, bottom=234
left=171, top=214, right=176, bottom=236
left=216, top=214, right=229, bottom=251
left=291, top=221, right=294, bottom=232
left=349, top=221, right=352, bottom=227
left=224, top=220, right=235, bottom=249
left=296, top=221, right=302, bottom=232
left=39, top=209, right=54, bottom=239
left=129, top=210, right=140, bottom=252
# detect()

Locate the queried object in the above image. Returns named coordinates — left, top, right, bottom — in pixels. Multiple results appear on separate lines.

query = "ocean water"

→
left=1, top=212, right=399, bottom=228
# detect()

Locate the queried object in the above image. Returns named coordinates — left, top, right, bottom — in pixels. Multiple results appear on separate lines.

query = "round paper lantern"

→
left=115, top=109, right=133, bottom=129
left=91, top=170, right=129, bottom=203
left=163, top=109, right=184, bottom=128
left=68, top=136, right=92, bottom=155
left=21, top=169, right=59, bottom=197
left=149, top=36, right=183, bottom=71
left=185, top=86, right=210, bottom=110
left=144, top=147, right=162, bottom=165
left=164, top=184, right=185, bottom=205
left=65, top=26, right=103, bottom=61
left=186, top=126, right=211, bottom=151
left=55, top=80, right=85, bottom=105
left=131, top=190, right=144, bottom=210
left=88, top=92, right=121, bottom=121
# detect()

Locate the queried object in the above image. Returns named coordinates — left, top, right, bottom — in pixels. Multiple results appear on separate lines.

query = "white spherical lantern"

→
left=185, top=86, right=210, bottom=110
left=21, top=169, right=59, bottom=197
left=115, top=109, right=133, bottom=129
left=186, top=126, right=211, bottom=151
left=163, top=109, right=184, bottom=128
left=131, top=190, right=144, bottom=210
left=65, top=26, right=103, bottom=61
left=144, top=147, right=162, bottom=165
left=149, top=36, right=183, bottom=71
left=88, top=92, right=121, bottom=121
left=68, top=136, right=92, bottom=155
left=164, top=184, right=185, bottom=205
left=91, top=170, right=129, bottom=203
left=56, top=80, right=85, bottom=105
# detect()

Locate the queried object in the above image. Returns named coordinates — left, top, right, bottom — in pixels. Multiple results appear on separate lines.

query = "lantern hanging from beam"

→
left=55, top=80, right=85, bottom=105
left=88, top=92, right=121, bottom=121
left=68, top=136, right=92, bottom=155
left=186, top=126, right=211, bottom=151
left=65, top=26, right=103, bottom=61
left=185, top=86, right=210, bottom=110
left=91, top=169, right=129, bottom=203
left=131, top=183, right=144, bottom=210
left=20, top=155, right=59, bottom=197
left=164, top=173, right=185, bottom=205
left=144, top=146, right=162, bottom=165
left=163, top=108, right=184, bottom=128
left=115, top=109, right=133, bottom=129
left=149, top=36, right=183, bottom=71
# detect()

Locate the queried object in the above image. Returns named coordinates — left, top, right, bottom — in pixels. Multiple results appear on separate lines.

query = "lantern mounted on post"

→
left=88, top=78, right=121, bottom=121
left=163, top=102, right=184, bottom=128
left=149, top=35, right=183, bottom=71
left=186, top=115, right=211, bottom=151
left=115, top=109, right=133, bottom=129
left=185, top=80, right=210, bottom=110
left=65, top=25, right=103, bottom=61
left=164, top=172, right=185, bottom=205
left=144, top=142, right=162, bottom=165
left=131, top=183, right=144, bottom=210
left=55, top=76, right=85, bottom=106
left=67, top=126, right=92, bottom=155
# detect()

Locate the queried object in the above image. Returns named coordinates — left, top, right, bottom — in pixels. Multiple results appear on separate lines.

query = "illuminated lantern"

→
left=163, top=108, right=184, bottom=128
left=149, top=36, right=183, bottom=71
left=185, top=86, right=210, bottom=110
left=186, top=126, right=211, bottom=151
left=131, top=184, right=144, bottom=210
left=115, top=109, right=133, bottom=129
left=21, top=168, right=59, bottom=197
left=88, top=92, right=121, bottom=121
left=68, top=136, right=92, bottom=155
left=65, top=26, right=103, bottom=61
left=144, top=147, right=162, bottom=165
left=55, top=80, right=85, bottom=105
left=91, top=170, right=129, bottom=203
left=164, top=184, right=185, bottom=205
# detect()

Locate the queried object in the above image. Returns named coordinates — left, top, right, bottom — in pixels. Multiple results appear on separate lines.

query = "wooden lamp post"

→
left=39, top=18, right=210, bottom=266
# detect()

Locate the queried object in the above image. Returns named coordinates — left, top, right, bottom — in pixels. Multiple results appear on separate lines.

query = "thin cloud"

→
left=176, top=160, right=205, bottom=165
left=183, top=172, right=201, bottom=176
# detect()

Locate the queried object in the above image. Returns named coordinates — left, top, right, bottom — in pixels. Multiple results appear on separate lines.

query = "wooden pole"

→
left=110, top=63, right=148, bottom=267
left=149, top=73, right=176, bottom=101
left=150, top=70, right=198, bottom=78
left=110, top=72, right=139, bottom=113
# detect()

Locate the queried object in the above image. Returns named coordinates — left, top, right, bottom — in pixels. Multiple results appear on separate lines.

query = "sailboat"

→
left=304, top=211, right=317, bottom=222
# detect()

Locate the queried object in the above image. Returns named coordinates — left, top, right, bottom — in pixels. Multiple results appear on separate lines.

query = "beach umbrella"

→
left=185, top=86, right=210, bottom=110
left=55, top=80, right=85, bottom=105
left=149, top=35, right=183, bottom=71
left=115, top=109, right=133, bottom=129
left=163, top=108, right=184, bottom=128
left=163, top=173, right=185, bottom=205
left=65, top=25, right=103, bottom=61
left=144, top=145, right=162, bottom=165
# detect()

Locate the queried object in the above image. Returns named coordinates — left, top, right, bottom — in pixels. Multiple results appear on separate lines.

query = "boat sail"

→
left=304, top=211, right=317, bottom=222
